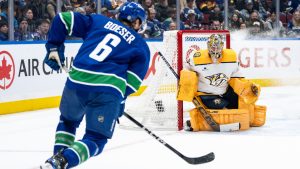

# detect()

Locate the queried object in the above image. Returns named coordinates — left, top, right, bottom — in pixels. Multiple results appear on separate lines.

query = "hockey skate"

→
left=38, top=163, right=54, bottom=169
left=184, top=120, right=193, bottom=131
left=41, top=149, right=68, bottom=169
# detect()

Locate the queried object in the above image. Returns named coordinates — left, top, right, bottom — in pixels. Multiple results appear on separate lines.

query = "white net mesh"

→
left=119, top=30, right=180, bottom=130
left=119, top=30, right=230, bottom=131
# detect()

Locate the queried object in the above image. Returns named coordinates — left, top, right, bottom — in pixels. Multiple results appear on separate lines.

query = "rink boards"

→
left=1, top=39, right=300, bottom=114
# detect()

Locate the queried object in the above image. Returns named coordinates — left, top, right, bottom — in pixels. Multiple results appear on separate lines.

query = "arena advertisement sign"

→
left=0, top=51, right=15, bottom=90
left=1, top=38, right=300, bottom=114
left=0, top=43, right=80, bottom=103
left=231, top=40, right=300, bottom=80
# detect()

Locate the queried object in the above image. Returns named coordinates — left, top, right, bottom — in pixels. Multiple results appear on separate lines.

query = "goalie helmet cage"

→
left=122, top=30, right=231, bottom=131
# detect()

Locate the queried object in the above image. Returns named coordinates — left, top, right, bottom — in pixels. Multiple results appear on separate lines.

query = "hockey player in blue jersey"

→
left=40, top=2, right=150, bottom=169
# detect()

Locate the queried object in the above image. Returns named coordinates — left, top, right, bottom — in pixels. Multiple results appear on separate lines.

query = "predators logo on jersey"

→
left=205, top=73, right=228, bottom=87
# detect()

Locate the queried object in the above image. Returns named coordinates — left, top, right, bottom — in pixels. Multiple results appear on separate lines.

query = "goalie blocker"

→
left=177, top=69, right=266, bottom=131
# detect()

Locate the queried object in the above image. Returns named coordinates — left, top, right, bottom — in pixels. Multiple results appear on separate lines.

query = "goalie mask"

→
left=207, top=34, right=224, bottom=63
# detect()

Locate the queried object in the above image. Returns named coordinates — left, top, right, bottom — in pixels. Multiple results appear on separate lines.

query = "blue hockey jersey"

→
left=47, top=12, right=150, bottom=99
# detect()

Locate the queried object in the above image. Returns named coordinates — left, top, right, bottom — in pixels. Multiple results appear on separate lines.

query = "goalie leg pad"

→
left=238, top=98, right=267, bottom=127
left=251, top=105, right=267, bottom=127
left=210, top=109, right=250, bottom=130
left=189, top=108, right=250, bottom=131
left=189, top=108, right=208, bottom=131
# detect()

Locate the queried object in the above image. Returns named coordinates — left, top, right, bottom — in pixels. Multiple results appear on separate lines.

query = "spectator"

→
left=168, top=21, right=177, bottom=30
left=14, top=0, right=24, bottom=21
left=237, top=0, right=268, bottom=15
left=0, top=21, right=8, bottom=41
left=210, top=17, right=223, bottom=30
left=228, top=0, right=240, bottom=18
left=85, top=1, right=96, bottom=15
left=14, top=17, right=33, bottom=41
left=46, top=0, right=71, bottom=20
left=111, top=0, right=126, bottom=10
left=240, top=0, right=265, bottom=21
left=252, top=0, right=268, bottom=19
left=0, top=1, right=18, bottom=29
left=144, top=8, right=163, bottom=38
left=235, top=0, right=245, bottom=10
left=101, top=7, right=116, bottom=19
left=265, top=11, right=286, bottom=36
left=196, top=0, right=217, bottom=14
left=215, top=0, right=224, bottom=9
left=16, top=0, right=27, bottom=10
left=209, top=4, right=224, bottom=23
left=273, top=0, right=294, bottom=13
left=167, top=0, right=177, bottom=7
left=0, top=15, right=5, bottom=22
left=32, top=19, right=50, bottom=40
left=181, top=0, right=203, bottom=22
left=248, top=20, right=265, bottom=38
left=180, top=0, right=188, bottom=12
left=290, top=0, right=300, bottom=12
left=100, top=7, right=109, bottom=17
left=184, top=9, right=202, bottom=30
left=240, top=22, right=247, bottom=29
left=141, top=0, right=155, bottom=11
left=23, top=8, right=37, bottom=33
left=63, top=0, right=73, bottom=12
left=70, top=0, right=85, bottom=8
left=162, top=6, right=185, bottom=30
left=245, top=10, right=265, bottom=31
left=97, top=0, right=113, bottom=10
left=73, top=6, right=86, bottom=15
left=287, top=9, right=300, bottom=37
left=154, top=0, right=169, bottom=22
left=229, top=12, right=243, bottom=31
left=260, top=0, right=272, bottom=13
left=46, top=0, right=57, bottom=20
left=24, top=0, right=48, bottom=20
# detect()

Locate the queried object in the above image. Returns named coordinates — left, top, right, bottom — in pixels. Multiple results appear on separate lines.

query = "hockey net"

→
left=119, top=30, right=231, bottom=131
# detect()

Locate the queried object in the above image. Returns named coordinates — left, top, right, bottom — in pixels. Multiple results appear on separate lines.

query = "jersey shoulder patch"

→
left=193, top=50, right=211, bottom=65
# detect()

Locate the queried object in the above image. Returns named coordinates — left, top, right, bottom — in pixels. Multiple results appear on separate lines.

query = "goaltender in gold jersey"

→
left=177, top=34, right=267, bottom=131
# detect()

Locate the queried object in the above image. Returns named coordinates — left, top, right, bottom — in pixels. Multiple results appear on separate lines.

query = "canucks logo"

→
left=205, top=73, right=228, bottom=86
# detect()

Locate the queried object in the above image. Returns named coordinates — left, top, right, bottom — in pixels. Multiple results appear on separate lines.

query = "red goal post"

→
left=121, top=30, right=231, bottom=131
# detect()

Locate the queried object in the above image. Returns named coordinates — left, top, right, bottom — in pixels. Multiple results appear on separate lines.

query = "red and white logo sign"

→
left=0, top=51, right=15, bottom=90
left=186, top=45, right=200, bottom=65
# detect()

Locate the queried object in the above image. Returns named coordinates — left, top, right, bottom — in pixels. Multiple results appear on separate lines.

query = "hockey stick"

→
left=123, top=112, right=215, bottom=164
left=157, top=51, right=240, bottom=132
left=54, top=55, right=213, bottom=164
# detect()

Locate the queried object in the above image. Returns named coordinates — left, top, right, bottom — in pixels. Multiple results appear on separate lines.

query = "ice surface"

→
left=0, top=86, right=300, bottom=169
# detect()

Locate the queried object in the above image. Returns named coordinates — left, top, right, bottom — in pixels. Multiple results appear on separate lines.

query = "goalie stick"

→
left=157, top=51, right=240, bottom=132
left=123, top=112, right=215, bottom=164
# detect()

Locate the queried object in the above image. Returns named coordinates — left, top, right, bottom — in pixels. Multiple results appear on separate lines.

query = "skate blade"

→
left=30, top=163, right=53, bottom=169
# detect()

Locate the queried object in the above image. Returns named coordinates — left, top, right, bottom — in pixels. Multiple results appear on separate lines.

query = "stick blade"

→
left=184, top=152, right=215, bottom=165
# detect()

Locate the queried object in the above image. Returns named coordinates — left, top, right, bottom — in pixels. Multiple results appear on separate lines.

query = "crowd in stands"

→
left=0, top=0, right=300, bottom=41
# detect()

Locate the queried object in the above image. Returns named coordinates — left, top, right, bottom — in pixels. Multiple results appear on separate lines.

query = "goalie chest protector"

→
left=188, top=49, right=242, bottom=95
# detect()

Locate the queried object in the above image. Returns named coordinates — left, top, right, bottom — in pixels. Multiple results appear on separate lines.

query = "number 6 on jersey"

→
left=89, top=33, right=121, bottom=62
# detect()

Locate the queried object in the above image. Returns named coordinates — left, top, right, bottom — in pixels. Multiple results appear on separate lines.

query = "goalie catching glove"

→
left=44, top=42, right=66, bottom=71
left=229, top=78, right=261, bottom=104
